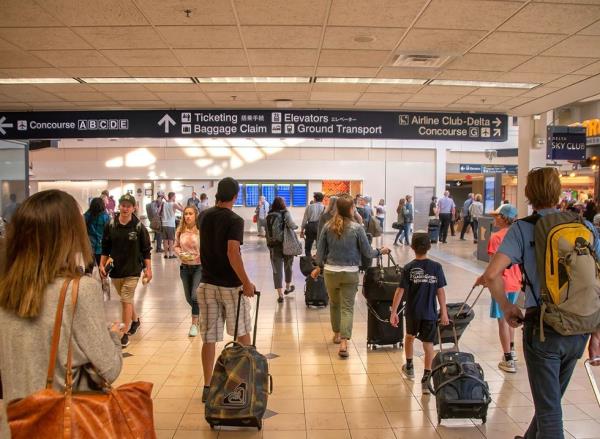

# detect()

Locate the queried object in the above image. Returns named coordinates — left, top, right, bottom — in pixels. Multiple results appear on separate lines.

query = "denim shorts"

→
left=490, top=292, right=519, bottom=319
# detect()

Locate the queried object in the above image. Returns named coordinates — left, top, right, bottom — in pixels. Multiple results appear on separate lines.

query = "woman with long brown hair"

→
left=174, top=205, right=202, bottom=336
left=0, top=190, right=123, bottom=436
left=311, top=194, right=390, bottom=358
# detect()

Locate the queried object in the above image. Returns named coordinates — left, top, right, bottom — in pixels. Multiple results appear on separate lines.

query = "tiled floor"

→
left=105, top=233, right=600, bottom=439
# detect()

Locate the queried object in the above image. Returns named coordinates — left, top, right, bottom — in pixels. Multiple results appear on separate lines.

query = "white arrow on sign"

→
left=0, top=116, right=13, bottom=135
left=493, top=117, right=502, bottom=128
left=493, top=128, right=502, bottom=137
left=157, top=114, right=176, bottom=134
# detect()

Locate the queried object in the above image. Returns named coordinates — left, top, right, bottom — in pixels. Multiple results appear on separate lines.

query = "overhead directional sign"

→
left=0, top=110, right=508, bottom=141
left=459, top=164, right=517, bottom=174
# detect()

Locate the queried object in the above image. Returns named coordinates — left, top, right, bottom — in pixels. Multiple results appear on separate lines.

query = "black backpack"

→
left=265, top=212, right=285, bottom=247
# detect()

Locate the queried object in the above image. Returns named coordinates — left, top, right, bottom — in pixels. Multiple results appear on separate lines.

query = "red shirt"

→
left=488, top=227, right=522, bottom=293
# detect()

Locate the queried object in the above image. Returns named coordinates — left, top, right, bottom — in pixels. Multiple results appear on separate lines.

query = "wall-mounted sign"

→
left=459, top=164, right=517, bottom=174
left=547, top=126, right=587, bottom=161
left=0, top=110, right=508, bottom=142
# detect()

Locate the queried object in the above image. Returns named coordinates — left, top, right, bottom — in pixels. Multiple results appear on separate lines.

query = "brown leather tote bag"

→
left=7, top=277, right=156, bottom=439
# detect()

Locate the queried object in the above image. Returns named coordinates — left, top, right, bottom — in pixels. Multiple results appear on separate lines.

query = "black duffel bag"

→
left=362, top=254, right=402, bottom=301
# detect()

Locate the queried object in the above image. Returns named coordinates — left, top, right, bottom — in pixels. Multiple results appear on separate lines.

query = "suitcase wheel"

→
left=257, top=419, right=262, bottom=430
left=210, top=424, right=215, bottom=430
left=437, top=415, right=441, bottom=425
left=481, top=416, right=486, bottom=424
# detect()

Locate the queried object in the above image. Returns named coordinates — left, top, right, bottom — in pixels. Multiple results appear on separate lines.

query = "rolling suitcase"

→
left=367, top=301, right=404, bottom=350
left=435, top=286, right=485, bottom=346
left=428, top=219, right=440, bottom=243
left=205, top=291, right=273, bottom=431
left=428, top=325, right=491, bottom=424
left=362, top=254, right=403, bottom=301
left=305, top=275, right=328, bottom=307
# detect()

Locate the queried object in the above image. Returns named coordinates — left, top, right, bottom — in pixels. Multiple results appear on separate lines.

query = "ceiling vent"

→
left=391, top=54, right=453, bottom=69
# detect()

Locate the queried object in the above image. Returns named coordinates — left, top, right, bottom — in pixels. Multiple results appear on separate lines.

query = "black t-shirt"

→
left=429, top=202, right=436, bottom=216
left=197, top=207, right=244, bottom=287
left=400, top=258, right=447, bottom=321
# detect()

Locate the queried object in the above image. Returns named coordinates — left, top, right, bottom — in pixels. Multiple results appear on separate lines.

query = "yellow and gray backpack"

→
left=520, top=211, right=600, bottom=341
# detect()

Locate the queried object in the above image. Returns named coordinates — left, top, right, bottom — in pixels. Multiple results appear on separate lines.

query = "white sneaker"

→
left=188, top=324, right=199, bottom=337
left=511, top=348, right=518, bottom=361
left=498, top=359, right=517, bottom=373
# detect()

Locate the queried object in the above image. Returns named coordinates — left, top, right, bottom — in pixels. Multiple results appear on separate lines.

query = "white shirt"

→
left=162, top=201, right=177, bottom=227
left=324, top=264, right=359, bottom=273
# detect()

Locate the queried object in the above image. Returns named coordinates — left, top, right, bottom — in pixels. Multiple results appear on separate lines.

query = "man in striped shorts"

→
left=196, top=177, right=256, bottom=402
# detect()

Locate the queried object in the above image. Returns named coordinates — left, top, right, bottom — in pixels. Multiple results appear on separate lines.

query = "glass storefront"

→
left=0, top=140, right=28, bottom=233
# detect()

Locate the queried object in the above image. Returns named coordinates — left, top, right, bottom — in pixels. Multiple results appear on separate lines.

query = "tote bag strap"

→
left=46, top=278, right=73, bottom=389
left=64, top=277, right=81, bottom=391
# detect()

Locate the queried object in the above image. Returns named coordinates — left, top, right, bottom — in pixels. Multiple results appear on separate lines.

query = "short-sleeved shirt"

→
left=498, top=208, right=600, bottom=308
left=400, top=258, right=447, bottom=320
left=438, top=196, right=455, bottom=214
left=488, top=227, right=521, bottom=293
left=198, top=207, right=244, bottom=287
left=162, top=201, right=177, bottom=228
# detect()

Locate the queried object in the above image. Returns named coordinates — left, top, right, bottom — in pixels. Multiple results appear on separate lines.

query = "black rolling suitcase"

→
left=428, top=325, right=491, bottom=424
left=366, top=301, right=404, bottom=350
left=305, top=275, right=328, bottom=307
left=428, top=219, right=440, bottom=243
left=435, top=286, right=485, bottom=346
left=362, top=254, right=403, bottom=301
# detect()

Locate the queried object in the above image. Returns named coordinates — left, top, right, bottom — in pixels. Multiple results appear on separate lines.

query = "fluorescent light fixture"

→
left=580, top=93, right=600, bottom=103
left=430, top=79, right=538, bottom=89
left=315, top=77, right=426, bottom=85
left=81, top=77, right=193, bottom=84
left=0, top=78, right=79, bottom=84
left=196, top=77, right=310, bottom=83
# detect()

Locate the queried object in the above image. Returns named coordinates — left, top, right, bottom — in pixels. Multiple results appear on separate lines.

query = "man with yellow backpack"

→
left=478, top=167, right=600, bottom=439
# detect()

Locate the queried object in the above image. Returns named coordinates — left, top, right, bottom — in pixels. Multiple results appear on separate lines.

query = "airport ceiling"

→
left=1, top=0, right=600, bottom=116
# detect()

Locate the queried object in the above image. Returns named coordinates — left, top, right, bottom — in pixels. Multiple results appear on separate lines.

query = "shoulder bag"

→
left=282, top=215, right=303, bottom=256
left=7, top=277, right=156, bottom=439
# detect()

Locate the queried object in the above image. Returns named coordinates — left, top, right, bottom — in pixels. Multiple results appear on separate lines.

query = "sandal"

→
left=277, top=296, right=284, bottom=303
left=333, top=334, right=341, bottom=344
left=338, top=348, right=349, bottom=358
left=284, top=285, right=295, bottom=295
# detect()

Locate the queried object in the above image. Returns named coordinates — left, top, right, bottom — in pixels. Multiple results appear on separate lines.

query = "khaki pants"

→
left=323, top=270, right=359, bottom=339
left=111, top=276, right=139, bottom=303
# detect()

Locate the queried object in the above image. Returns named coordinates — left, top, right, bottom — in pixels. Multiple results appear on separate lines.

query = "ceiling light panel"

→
left=195, top=77, right=311, bottom=83
left=316, top=77, right=427, bottom=84
left=430, top=79, right=538, bottom=89
left=0, top=78, right=79, bottom=84
left=81, top=77, right=193, bottom=84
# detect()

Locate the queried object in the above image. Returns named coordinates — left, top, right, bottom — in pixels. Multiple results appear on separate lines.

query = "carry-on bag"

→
left=305, top=275, right=328, bottom=307
left=367, top=301, right=404, bottom=350
left=428, top=324, right=491, bottom=424
left=584, top=359, right=600, bottom=407
left=205, top=291, right=273, bottom=431
left=299, top=256, right=315, bottom=277
left=428, top=219, right=440, bottom=243
left=362, top=254, right=403, bottom=301
left=435, top=286, right=485, bottom=347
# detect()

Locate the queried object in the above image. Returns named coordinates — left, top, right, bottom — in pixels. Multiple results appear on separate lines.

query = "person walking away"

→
left=478, top=167, right=600, bottom=439
left=1, top=194, right=19, bottom=224
left=187, top=191, right=200, bottom=210
left=429, top=196, right=438, bottom=218
left=390, top=232, right=449, bottom=393
left=301, top=192, right=325, bottom=256
left=318, top=196, right=338, bottom=240
left=198, top=193, right=210, bottom=213
left=311, top=194, right=390, bottom=358
left=196, top=177, right=256, bottom=403
left=255, top=196, right=269, bottom=237
left=146, top=193, right=164, bottom=253
left=266, top=197, right=297, bottom=303
left=174, top=206, right=202, bottom=337
left=393, top=199, right=406, bottom=246
left=0, top=190, right=123, bottom=439
left=487, top=204, right=520, bottom=373
left=375, top=199, right=386, bottom=229
left=437, top=191, right=455, bottom=244
left=404, top=195, right=415, bottom=245
left=469, top=194, right=484, bottom=244
left=162, top=192, right=183, bottom=259
left=83, top=197, right=110, bottom=275
left=100, top=194, right=152, bottom=348
left=460, top=193, right=474, bottom=241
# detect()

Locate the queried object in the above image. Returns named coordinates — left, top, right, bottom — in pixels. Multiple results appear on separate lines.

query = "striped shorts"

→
left=197, top=283, right=252, bottom=343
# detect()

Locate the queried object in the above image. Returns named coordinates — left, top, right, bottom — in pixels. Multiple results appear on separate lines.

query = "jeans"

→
left=154, top=230, right=163, bottom=251
left=522, top=321, right=588, bottom=439
left=257, top=218, right=267, bottom=235
left=439, top=213, right=452, bottom=242
left=472, top=218, right=479, bottom=241
left=323, top=270, right=359, bottom=339
left=269, top=245, right=293, bottom=289
left=304, top=221, right=318, bottom=256
left=180, top=264, right=202, bottom=316
left=460, top=216, right=472, bottom=239
left=377, top=217, right=384, bottom=229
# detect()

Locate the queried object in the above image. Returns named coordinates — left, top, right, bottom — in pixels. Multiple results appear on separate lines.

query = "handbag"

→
left=7, top=277, right=156, bottom=439
left=282, top=218, right=303, bottom=256
left=252, top=214, right=258, bottom=224
left=391, top=222, right=402, bottom=230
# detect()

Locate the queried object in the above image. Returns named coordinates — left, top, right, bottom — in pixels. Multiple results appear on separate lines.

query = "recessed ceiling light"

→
left=196, top=77, right=310, bottom=83
left=353, top=35, right=376, bottom=43
left=0, top=78, right=79, bottom=84
left=430, top=79, right=538, bottom=89
left=315, top=77, right=427, bottom=85
left=81, top=77, right=193, bottom=83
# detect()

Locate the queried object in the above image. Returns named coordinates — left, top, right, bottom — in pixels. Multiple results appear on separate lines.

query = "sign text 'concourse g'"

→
left=0, top=110, right=508, bottom=142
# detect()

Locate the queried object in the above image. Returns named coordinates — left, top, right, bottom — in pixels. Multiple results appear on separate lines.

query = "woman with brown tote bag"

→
left=0, top=190, right=155, bottom=438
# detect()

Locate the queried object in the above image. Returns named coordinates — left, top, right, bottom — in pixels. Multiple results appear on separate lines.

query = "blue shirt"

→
left=400, top=259, right=447, bottom=320
left=462, top=198, right=473, bottom=216
left=498, top=208, right=600, bottom=308
left=84, top=211, right=110, bottom=255
left=438, top=196, right=455, bottom=214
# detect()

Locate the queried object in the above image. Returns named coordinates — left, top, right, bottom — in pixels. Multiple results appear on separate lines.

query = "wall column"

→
left=517, top=113, right=548, bottom=217
left=435, top=145, right=447, bottom=198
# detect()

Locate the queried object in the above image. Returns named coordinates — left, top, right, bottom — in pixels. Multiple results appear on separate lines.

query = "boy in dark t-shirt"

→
left=390, top=233, right=449, bottom=394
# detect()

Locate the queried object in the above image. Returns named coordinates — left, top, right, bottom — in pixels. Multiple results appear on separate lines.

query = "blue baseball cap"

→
left=493, top=204, right=517, bottom=220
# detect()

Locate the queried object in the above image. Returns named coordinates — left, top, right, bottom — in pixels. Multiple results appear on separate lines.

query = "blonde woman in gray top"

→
left=0, top=190, right=123, bottom=438
left=469, top=193, right=484, bottom=244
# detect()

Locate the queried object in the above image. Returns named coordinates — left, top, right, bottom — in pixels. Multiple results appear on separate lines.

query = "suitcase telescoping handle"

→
left=584, top=359, right=600, bottom=407
left=437, top=321, right=460, bottom=353
left=456, top=285, right=486, bottom=318
left=234, top=290, right=261, bottom=347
